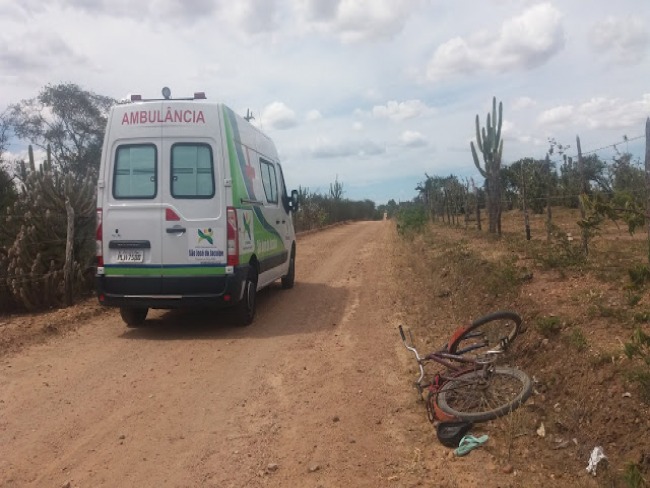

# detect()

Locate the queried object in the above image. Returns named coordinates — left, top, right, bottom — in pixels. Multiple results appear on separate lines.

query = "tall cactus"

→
left=470, top=96, right=504, bottom=234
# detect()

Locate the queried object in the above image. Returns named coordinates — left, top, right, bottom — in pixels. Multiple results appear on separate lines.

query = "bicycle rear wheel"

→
left=447, top=311, right=522, bottom=356
left=436, top=367, right=532, bottom=423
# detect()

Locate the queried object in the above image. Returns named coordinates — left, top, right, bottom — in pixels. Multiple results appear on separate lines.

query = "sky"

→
left=1, top=0, right=649, bottom=205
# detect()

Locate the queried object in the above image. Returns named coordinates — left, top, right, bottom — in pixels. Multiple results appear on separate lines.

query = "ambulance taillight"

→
left=96, top=209, right=104, bottom=269
left=227, top=207, right=239, bottom=267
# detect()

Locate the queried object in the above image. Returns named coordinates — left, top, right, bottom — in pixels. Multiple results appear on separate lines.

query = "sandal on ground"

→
left=454, top=434, right=489, bottom=456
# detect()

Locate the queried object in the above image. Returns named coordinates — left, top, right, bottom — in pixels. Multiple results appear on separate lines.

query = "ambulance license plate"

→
left=116, top=250, right=143, bottom=263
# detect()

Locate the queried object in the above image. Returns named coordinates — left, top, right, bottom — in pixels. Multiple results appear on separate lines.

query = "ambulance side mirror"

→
left=290, top=190, right=300, bottom=212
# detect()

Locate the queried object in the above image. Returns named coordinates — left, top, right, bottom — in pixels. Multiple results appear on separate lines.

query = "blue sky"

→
left=1, top=0, right=649, bottom=204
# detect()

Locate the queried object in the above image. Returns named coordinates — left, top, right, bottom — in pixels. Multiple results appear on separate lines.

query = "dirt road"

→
left=0, top=222, right=427, bottom=487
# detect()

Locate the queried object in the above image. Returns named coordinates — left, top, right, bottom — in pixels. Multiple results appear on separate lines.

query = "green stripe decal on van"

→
left=223, top=106, right=284, bottom=245
left=223, top=107, right=250, bottom=205
left=104, top=266, right=227, bottom=276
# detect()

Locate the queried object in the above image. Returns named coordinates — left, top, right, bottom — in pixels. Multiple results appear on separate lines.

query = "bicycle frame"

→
left=399, top=325, right=501, bottom=386
left=399, top=324, right=504, bottom=422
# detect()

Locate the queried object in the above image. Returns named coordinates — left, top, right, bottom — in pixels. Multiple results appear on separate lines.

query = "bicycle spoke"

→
left=447, top=375, right=520, bottom=412
left=437, top=368, right=531, bottom=421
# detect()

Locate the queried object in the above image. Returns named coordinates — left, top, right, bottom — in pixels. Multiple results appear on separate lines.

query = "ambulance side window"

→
left=171, top=143, right=215, bottom=198
left=259, top=158, right=278, bottom=204
left=113, top=144, right=157, bottom=199
left=277, top=164, right=291, bottom=213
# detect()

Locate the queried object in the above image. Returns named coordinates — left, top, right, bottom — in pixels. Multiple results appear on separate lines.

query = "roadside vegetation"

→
left=393, top=206, right=650, bottom=486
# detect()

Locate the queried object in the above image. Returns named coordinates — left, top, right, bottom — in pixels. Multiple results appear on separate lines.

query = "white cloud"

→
left=0, top=31, right=91, bottom=73
left=295, top=0, right=418, bottom=43
left=53, top=0, right=221, bottom=23
left=426, top=3, right=564, bottom=81
left=260, top=101, right=298, bottom=130
left=589, top=16, right=649, bottom=64
left=310, top=138, right=384, bottom=158
left=500, top=120, right=516, bottom=138
left=227, top=0, right=282, bottom=34
left=578, top=95, right=650, bottom=129
left=306, top=109, right=322, bottom=122
left=399, top=130, right=426, bottom=147
left=353, top=122, right=363, bottom=131
left=537, top=105, right=575, bottom=127
left=363, top=88, right=383, bottom=102
left=537, top=94, right=650, bottom=130
left=371, top=100, right=429, bottom=121
left=512, top=97, right=537, bottom=111
left=296, top=0, right=338, bottom=21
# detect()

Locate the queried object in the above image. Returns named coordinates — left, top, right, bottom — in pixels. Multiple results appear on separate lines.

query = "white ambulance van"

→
left=95, top=89, right=299, bottom=327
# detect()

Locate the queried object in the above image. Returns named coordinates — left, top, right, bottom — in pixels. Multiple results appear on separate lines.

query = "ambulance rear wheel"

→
left=120, top=307, right=148, bottom=327
left=235, top=268, right=257, bottom=326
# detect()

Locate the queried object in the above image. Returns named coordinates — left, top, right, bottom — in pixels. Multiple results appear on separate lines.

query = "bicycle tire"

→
left=436, top=367, right=532, bottom=423
left=447, top=311, right=522, bottom=356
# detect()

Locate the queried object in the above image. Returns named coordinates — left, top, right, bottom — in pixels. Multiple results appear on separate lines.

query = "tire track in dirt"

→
left=229, top=221, right=423, bottom=487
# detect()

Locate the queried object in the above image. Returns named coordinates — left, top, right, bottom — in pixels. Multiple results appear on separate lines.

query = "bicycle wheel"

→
left=447, top=311, right=522, bottom=356
left=436, top=367, right=532, bottom=423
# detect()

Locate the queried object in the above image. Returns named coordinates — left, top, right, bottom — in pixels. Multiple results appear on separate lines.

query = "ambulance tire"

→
left=281, top=248, right=295, bottom=289
left=120, top=307, right=148, bottom=328
left=235, top=268, right=257, bottom=326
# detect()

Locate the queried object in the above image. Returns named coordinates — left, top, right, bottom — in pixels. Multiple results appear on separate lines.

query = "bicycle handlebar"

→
left=398, top=325, right=425, bottom=388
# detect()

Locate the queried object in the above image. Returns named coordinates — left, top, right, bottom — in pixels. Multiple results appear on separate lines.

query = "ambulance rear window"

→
left=171, top=143, right=215, bottom=198
left=113, top=144, right=157, bottom=199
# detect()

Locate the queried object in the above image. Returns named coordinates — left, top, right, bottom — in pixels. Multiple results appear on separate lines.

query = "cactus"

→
left=5, top=145, right=96, bottom=311
left=470, top=97, right=504, bottom=234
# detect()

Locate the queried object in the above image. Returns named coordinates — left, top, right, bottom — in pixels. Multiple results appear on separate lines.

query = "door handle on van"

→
left=276, top=220, right=286, bottom=224
left=166, top=226, right=186, bottom=235
left=109, top=240, right=151, bottom=249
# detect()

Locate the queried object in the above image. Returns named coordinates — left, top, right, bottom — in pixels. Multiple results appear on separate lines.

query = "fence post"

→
left=545, top=154, right=553, bottom=241
left=521, top=164, right=531, bottom=240
left=577, top=135, right=588, bottom=255
left=645, top=118, right=650, bottom=264
left=464, top=179, right=470, bottom=229
left=475, top=186, right=482, bottom=230
left=64, top=195, right=75, bottom=306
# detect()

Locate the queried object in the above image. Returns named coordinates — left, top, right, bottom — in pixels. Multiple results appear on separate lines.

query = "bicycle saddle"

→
left=436, top=420, right=474, bottom=448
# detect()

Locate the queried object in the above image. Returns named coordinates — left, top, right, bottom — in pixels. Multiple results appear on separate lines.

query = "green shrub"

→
left=624, top=328, right=650, bottom=403
left=536, top=316, right=563, bottom=338
left=627, top=291, right=642, bottom=307
left=566, top=328, right=588, bottom=351
left=529, top=226, right=586, bottom=269
left=622, top=462, right=646, bottom=488
left=624, top=328, right=650, bottom=363
left=596, top=304, right=629, bottom=322
left=396, top=205, right=427, bottom=236
left=634, top=312, right=650, bottom=323
left=629, top=265, right=650, bottom=290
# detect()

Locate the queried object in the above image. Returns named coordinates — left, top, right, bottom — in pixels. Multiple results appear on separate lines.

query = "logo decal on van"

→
left=189, top=227, right=224, bottom=263
left=198, top=228, right=214, bottom=245
left=243, top=214, right=252, bottom=241
left=239, top=210, right=254, bottom=254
